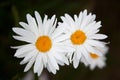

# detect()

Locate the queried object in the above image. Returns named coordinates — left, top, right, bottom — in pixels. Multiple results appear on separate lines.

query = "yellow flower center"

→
left=90, top=53, right=99, bottom=59
left=70, top=30, right=86, bottom=45
left=35, top=36, right=52, bottom=53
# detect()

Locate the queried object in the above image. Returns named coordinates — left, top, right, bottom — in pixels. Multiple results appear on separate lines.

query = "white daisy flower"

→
left=58, top=10, right=108, bottom=68
left=12, top=11, right=71, bottom=76
left=81, top=45, right=108, bottom=70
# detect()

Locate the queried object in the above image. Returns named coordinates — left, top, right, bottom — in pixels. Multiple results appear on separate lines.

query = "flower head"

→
left=81, top=45, right=108, bottom=70
left=59, top=10, right=108, bottom=68
left=12, top=11, right=70, bottom=76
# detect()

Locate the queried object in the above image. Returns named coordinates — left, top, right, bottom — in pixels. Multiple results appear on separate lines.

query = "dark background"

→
left=0, top=0, right=120, bottom=80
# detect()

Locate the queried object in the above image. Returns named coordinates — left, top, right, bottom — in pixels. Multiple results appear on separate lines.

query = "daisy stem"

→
left=34, top=74, right=39, bottom=80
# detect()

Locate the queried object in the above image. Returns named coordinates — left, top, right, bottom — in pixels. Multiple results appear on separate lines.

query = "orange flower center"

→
left=35, top=36, right=52, bottom=53
left=70, top=30, right=86, bottom=45
left=90, top=53, right=99, bottom=59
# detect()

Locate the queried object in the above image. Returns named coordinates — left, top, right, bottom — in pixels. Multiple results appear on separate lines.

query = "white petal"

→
left=73, top=52, right=80, bottom=69
left=14, top=44, right=35, bottom=57
left=86, top=40, right=105, bottom=48
left=43, top=15, right=48, bottom=25
left=41, top=53, right=47, bottom=68
left=86, top=30, right=100, bottom=37
left=37, top=62, right=43, bottom=76
left=65, top=14, right=74, bottom=27
left=57, top=60, right=65, bottom=66
left=43, top=20, right=51, bottom=35
left=51, top=27, right=66, bottom=39
left=54, top=53, right=69, bottom=65
left=53, top=33, right=70, bottom=43
left=78, top=12, right=83, bottom=27
left=78, top=10, right=87, bottom=29
left=47, top=15, right=56, bottom=35
left=80, top=13, right=92, bottom=30
left=19, top=22, right=30, bottom=30
left=12, top=27, right=35, bottom=38
left=24, top=54, right=36, bottom=72
left=34, top=54, right=42, bottom=73
left=89, top=34, right=108, bottom=40
left=48, top=54, right=59, bottom=70
left=90, top=63, right=96, bottom=70
left=13, top=36, right=34, bottom=43
left=11, top=44, right=30, bottom=49
left=26, top=14, right=39, bottom=36
left=20, top=50, right=37, bottom=65
left=84, top=43, right=102, bottom=56
left=83, top=21, right=96, bottom=32
left=34, top=11, right=42, bottom=27
left=76, top=47, right=82, bottom=60
left=34, top=11, right=43, bottom=35
left=97, top=60, right=106, bottom=69
left=60, top=16, right=75, bottom=30
left=49, top=19, right=57, bottom=35
left=86, top=21, right=101, bottom=34
left=47, top=60, right=57, bottom=74
left=80, top=45, right=91, bottom=63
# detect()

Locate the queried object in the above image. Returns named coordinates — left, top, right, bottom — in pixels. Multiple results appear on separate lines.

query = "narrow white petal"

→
left=76, top=47, right=82, bottom=60
left=24, top=54, right=36, bottom=72
left=20, top=50, right=37, bottom=65
left=80, top=13, right=92, bottom=29
left=13, top=36, right=34, bottom=43
left=84, top=43, right=102, bottom=56
left=12, top=27, right=35, bottom=38
left=34, top=11, right=43, bottom=35
left=41, top=53, right=47, bottom=68
left=65, top=14, right=74, bottom=27
left=78, top=12, right=83, bottom=27
left=86, top=30, right=100, bottom=37
left=11, top=44, right=30, bottom=49
left=37, top=62, right=43, bottom=76
left=86, top=21, right=101, bottom=34
left=43, top=15, right=48, bottom=25
left=51, top=27, right=66, bottom=39
left=48, top=54, right=59, bottom=70
left=73, top=52, right=80, bottom=69
left=83, top=21, right=96, bottom=32
left=86, top=40, right=105, bottom=48
left=90, top=63, right=96, bottom=70
left=19, top=22, right=30, bottom=30
left=47, top=60, right=57, bottom=74
left=54, top=53, right=69, bottom=65
left=61, top=16, right=75, bottom=30
left=80, top=45, right=91, bottom=63
left=89, top=34, right=108, bottom=40
left=34, top=11, right=42, bottom=27
left=57, top=60, right=65, bottom=66
left=43, top=20, right=51, bottom=35
left=34, top=54, right=42, bottom=73
left=14, top=44, right=35, bottom=57
left=26, top=14, right=39, bottom=36
left=97, top=60, right=106, bottom=69
left=53, top=33, right=70, bottom=43
left=49, top=19, right=57, bottom=35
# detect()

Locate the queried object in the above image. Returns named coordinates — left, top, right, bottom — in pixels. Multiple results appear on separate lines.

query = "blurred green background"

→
left=0, top=0, right=120, bottom=80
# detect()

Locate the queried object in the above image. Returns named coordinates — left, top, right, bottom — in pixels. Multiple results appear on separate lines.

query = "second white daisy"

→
left=58, top=10, right=108, bottom=68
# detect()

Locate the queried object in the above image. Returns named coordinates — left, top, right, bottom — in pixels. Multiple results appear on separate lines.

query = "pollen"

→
left=90, top=53, right=99, bottom=59
left=70, top=30, right=86, bottom=45
left=35, top=36, right=52, bottom=53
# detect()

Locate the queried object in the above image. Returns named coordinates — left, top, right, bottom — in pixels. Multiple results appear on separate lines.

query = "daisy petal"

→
left=89, top=34, right=108, bottom=39
left=24, top=55, right=36, bottom=72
